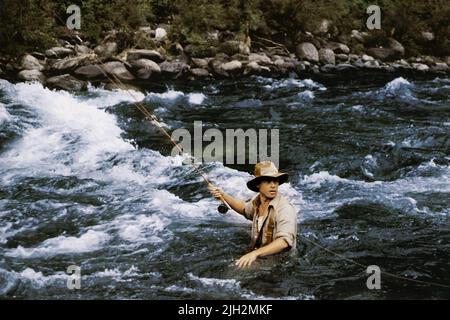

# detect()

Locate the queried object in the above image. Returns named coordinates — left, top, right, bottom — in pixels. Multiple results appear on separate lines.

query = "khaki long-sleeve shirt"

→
left=243, top=193, right=297, bottom=251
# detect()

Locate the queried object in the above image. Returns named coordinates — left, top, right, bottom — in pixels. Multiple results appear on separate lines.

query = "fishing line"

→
left=90, top=54, right=231, bottom=212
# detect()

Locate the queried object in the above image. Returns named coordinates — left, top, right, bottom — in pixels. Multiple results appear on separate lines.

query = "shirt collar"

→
left=252, top=192, right=281, bottom=209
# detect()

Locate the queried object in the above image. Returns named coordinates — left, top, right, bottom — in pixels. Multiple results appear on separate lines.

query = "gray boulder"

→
left=431, top=63, right=449, bottom=72
left=21, top=54, right=44, bottom=71
left=159, top=60, right=190, bottom=78
left=50, top=54, right=96, bottom=72
left=46, top=74, right=87, bottom=91
left=366, top=48, right=400, bottom=62
left=191, top=58, right=209, bottom=69
left=101, top=61, right=135, bottom=81
left=74, top=64, right=105, bottom=79
left=18, top=69, right=45, bottom=82
left=319, top=48, right=335, bottom=65
left=127, top=49, right=164, bottom=63
left=75, top=45, right=93, bottom=55
left=131, top=59, right=161, bottom=79
left=325, top=42, right=350, bottom=54
left=362, top=54, right=374, bottom=62
left=412, top=63, right=429, bottom=71
left=243, top=61, right=271, bottom=75
left=190, top=68, right=210, bottom=78
left=336, top=54, right=348, bottom=62
left=295, top=42, right=319, bottom=63
left=220, top=60, right=243, bottom=73
left=248, top=53, right=272, bottom=66
left=45, top=47, right=74, bottom=58
left=387, top=38, right=405, bottom=56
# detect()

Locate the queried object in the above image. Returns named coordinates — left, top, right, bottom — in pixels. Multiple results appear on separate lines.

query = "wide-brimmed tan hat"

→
left=247, top=161, right=289, bottom=192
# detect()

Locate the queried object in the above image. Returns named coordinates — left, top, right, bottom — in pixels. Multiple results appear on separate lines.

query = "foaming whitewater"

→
left=256, top=76, right=326, bottom=91
left=146, top=88, right=206, bottom=106
left=0, top=82, right=134, bottom=179
left=6, top=230, right=112, bottom=258
left=1, top=75, right=449, bottom=299
left=0, top=103, right=11, bottom=124
left=378, top=77, right=417, bottom=101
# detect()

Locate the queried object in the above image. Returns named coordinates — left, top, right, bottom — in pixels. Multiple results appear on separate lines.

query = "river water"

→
left=0, top=74, right=449, bottom=299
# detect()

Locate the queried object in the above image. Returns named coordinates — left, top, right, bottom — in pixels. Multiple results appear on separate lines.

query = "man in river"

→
left=209, top=161, right=297, bottom=268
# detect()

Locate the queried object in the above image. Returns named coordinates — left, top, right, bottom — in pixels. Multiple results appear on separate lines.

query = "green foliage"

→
left=0, top=0, right=56, bottom=55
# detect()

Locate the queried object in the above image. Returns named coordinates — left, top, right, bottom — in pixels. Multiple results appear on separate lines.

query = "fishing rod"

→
left=88, top=53, right=231, bottom=214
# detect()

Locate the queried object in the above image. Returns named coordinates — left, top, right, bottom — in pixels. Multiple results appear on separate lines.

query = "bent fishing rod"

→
left=89, top=54, right=231, bottom=214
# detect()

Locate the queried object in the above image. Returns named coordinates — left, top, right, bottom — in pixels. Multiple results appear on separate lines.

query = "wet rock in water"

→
left=18, top=69, right=45, bottom=82
left=46, top=74, right=87, bottom=91
left=320, top=64, right=337, bottom=73
left=335, top=63, right=358, bottom=72
left=74, top=64, right=105, bottom=79
left=21, top=54, right=45, bottom=71
left=126, top=49, right=164, bottom=63
left=295, top=42, right=319, bottom=63
left=159, top=60, right=190, bottom=79
left=319, top=48, right=335, bottom=65
left=362, top=54, right=374, bottom=62
left=101, top=61, right=135, bottom=81
left=130, top=59, right=161, bottom=79
left=336, top=54, right=349, bottom=62
left=45, top=47, right=74, bottom=58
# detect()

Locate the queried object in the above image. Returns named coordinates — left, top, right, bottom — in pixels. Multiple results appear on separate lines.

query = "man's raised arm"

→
left=208, top=184, right=246, bottom=215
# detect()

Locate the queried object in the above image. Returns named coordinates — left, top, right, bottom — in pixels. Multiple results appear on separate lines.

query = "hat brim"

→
left=246, top=173, right=289, bottom=192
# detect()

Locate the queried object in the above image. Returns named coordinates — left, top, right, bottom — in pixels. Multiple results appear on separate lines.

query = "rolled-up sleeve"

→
left=243, top=200, right=255, bottom=221
left=274, top=205, right=297, bottom=248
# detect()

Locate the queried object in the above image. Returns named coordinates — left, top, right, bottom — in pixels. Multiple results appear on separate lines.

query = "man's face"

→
left=257, top=178, right=279, bottom=199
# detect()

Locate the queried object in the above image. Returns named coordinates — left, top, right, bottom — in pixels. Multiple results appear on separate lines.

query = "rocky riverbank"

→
left=1, top=25, right=449, bottom=92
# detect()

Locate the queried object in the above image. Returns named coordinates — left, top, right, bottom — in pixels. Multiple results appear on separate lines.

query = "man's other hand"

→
left=235, top=251, right=258, bottom=268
